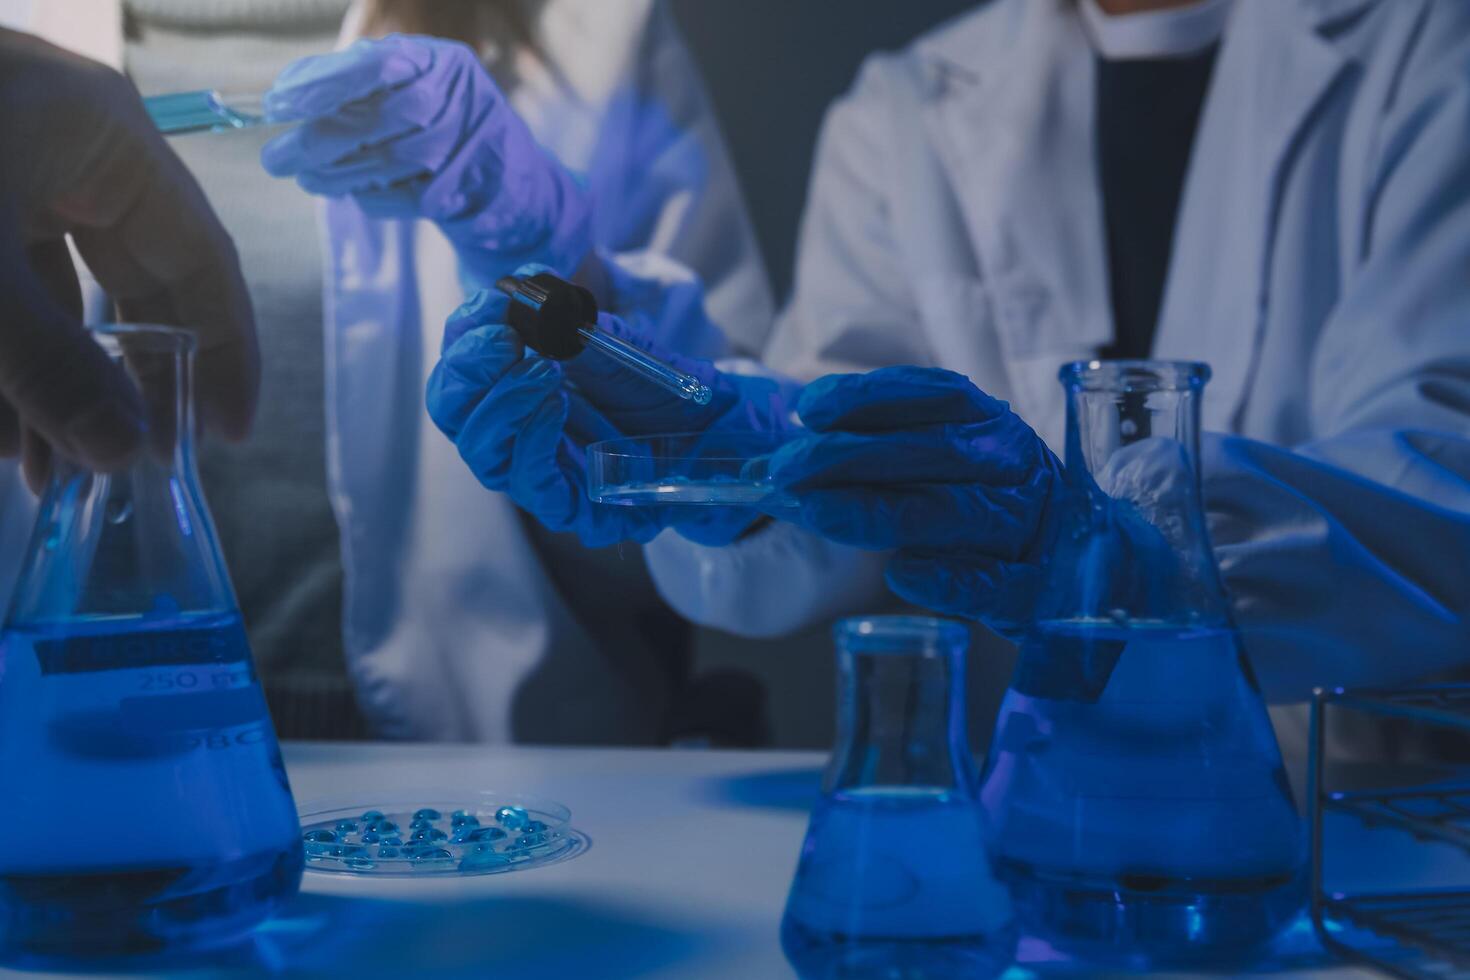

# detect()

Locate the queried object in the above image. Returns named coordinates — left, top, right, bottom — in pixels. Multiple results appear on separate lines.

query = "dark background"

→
left=671, top=0, right=976, bottom=303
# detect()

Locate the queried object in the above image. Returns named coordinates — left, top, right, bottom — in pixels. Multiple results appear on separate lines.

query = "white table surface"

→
left=4, top=742, right=1382, bottom=979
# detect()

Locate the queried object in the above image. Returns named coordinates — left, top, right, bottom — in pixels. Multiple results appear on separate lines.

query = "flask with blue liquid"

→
left=0, top=325, right=303, bottom=963
left=980, top=361, right=1303, bottom=968
left=781, top=616, right=1017, bottom=979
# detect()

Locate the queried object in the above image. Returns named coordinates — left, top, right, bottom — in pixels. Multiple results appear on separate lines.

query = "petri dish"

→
left=297, top=792, right=587, bottom=877
left=588, top=431, right=798, bottom=508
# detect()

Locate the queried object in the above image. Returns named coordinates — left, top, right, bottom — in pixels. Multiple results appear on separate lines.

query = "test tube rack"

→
left=1310, top=685, right=1470, bottom=979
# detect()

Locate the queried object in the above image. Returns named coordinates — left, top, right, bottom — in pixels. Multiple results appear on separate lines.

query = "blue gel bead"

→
left=347, top=858, right=375, bottom=871
left=466, top=827, right=507, bottom=843
left=412, top=827, right=448, bottom=843
left=451, top=811, right=480, bottom=828
left=373, top=820, right=400, bottom=835
left=342, top=844, right=370, bottom=858
left=360, top=831, right=381, bottom=844
left=380, top=835, right=403, bottom=846
left=513, top=834, right=543, bottom=849
left=378, top=846, right=400, bottom=859
left=303, top=829, right=338, bottom=843
left=526, top=820, right=548, bottom=833
left=413, top=847, right=453, bottom=863
left=413, top=808, right=442, bottom=821
left=335, top=820, right=359, bottom=834
left=495, top=805, right=529, bottom=830
left=409, top=818, right=433, bottom=831
left=361, top=810, right=385, bottom=822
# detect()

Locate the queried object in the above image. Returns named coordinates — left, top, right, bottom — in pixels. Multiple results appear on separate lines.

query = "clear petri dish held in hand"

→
left=588, top=431, right=799, bottom=508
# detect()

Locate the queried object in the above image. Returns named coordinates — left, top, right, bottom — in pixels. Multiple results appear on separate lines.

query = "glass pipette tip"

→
left=144, top=90, right=272, bottom=136
left=576, top=328, right=713, bottom=405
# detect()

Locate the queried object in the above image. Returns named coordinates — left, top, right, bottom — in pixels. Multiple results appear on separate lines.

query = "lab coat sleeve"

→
left=1207, top=22, right=1470, bottom=701
left=639, top=57, right=930, bottom=635
left=587, top=0, right=775, bottom=358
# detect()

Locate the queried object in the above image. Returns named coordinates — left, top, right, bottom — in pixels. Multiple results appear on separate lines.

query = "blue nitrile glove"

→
left=768, top=367, right=1199, bottom=701
left=426, top=282, right=792, bottom=549
left=260, top=35, right=590, bottom=283
left=765, top=367, right=1066, bottom=634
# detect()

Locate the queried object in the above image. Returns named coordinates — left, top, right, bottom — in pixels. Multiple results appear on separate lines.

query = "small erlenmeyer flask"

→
left=781, top=616, right=1016, bottom=979
left=0, top=325, right=302, bottom=962
left=980, top=361, right=1303, bottom=967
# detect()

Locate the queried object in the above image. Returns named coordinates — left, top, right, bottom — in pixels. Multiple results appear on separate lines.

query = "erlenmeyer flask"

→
left=781, top=616, right=1016, bottom=979
left=980, top=361, right=1303, bottom=967
left=0, top=325, right=302, bottom=962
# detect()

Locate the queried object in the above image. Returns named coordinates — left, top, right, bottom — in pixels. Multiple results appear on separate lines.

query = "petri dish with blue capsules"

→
left=588, top=431, right=798, bottom=508
left=296, top=793, right=586, bottom=877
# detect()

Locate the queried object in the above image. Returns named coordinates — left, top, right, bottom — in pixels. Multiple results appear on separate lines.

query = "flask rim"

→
left=90, top=322, right=198, bottom=356
left=1060, top=359, right=1210, bottom=392
left=833, top=615, right=969, bottom=655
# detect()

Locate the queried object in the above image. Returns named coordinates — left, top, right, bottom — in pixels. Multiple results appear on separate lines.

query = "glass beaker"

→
left=980, top=361, right=1303, bottom=967
left=781, top=616, right=1016, bottom=979
left=0, top=325, right=303, bottom=962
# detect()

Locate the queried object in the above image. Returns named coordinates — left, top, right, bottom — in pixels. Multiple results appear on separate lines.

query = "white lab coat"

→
left=646, top=0, right=1470, bottom=705
left=0, top=0, right=774, bottom=741
left=324, top=0, right=774, bottom=740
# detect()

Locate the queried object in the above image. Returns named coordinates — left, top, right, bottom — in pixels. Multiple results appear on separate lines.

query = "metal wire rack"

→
left=1310, top=685, right=1470, bottom=979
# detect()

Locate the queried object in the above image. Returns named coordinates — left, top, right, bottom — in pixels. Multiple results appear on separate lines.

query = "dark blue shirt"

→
left=1096, top=45, right=1219, bottom=360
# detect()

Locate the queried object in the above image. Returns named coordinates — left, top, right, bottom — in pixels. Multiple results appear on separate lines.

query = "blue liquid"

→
left=981, top=623, right=1303, bottom=967
left=781, top=787, right=1016, bottom=979
left=0, top=613, right=303, bottom=962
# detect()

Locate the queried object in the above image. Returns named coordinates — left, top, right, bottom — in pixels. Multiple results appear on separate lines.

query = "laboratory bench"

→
left=4, top=742, right=1388, bottom=979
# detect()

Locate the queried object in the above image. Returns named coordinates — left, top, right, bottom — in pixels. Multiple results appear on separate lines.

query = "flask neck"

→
left=826, top=621, right=975, bottom=797
left=5, top=326, right=236, bottom=626
left=1041, top=361, right=1228, bottom=628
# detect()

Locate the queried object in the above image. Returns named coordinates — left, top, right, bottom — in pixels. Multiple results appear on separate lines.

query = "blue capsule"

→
left=303, top=829, right=338, bottom=843
left=413, top=808, right=442, bottom=821
left=465, top=827, right=507, bottom=843
left=361, top=810, right=385, bottom=822
left=459, top=848, right=508, bottom=872
left=495, top=805, right=529, bottom=830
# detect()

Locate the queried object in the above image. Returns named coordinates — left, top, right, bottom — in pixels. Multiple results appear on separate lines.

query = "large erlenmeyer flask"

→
left=0, top=325, right=303, bottom=962
left=980, top=361, right=1302, bottom=967
left=781, top=616, right=1016, bottom=979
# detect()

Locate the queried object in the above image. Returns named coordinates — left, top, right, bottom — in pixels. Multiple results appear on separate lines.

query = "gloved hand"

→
left=765, top=367, right=1065, bottom=633
left=426, top=275, right=792, bottom=548
left=769, top=367, right=1202, bottom=702
left=261, top=35, right=591, bottom=284
left=0, top=28, right=259, bottom=488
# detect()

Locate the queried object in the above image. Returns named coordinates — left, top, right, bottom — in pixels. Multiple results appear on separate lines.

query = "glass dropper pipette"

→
left=495, top=274, right=713, bottom=406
